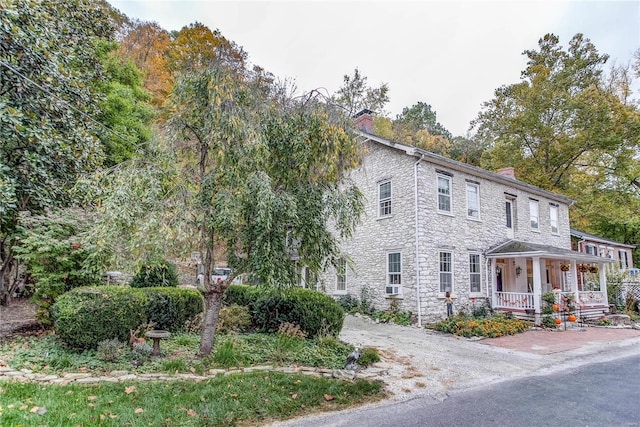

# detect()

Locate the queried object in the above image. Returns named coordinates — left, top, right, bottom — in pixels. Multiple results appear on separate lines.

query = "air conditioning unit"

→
left=385, top=286, right=400, bottom=295
left=629, top=268, right=639, bottom=276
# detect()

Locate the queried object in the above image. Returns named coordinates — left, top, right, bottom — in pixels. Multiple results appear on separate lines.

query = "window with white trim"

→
left=585, top=244, right=597, bottom=255
left=336, top=258, right=346, bottom=292
left=437, top=176, right=451, bottom=213
left=439, top=251, right=453, bottom=293
left=386, top=252, right=402, bottom=295
left=619, top=250, right=629, bottom=269
left=466, top=183, right=480, bottom=219
left=529, top=199, right=539, bottom=230
left=505, top=198, right=514, bottom=229
left=469, top=253, right=481, bottom=293
left=549, top=204, right=559, bottom=234
left=378, top=180, right=392, bottom=217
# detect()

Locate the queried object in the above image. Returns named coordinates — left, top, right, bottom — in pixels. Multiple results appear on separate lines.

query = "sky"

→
left=108, top=0, right=639, bottom=136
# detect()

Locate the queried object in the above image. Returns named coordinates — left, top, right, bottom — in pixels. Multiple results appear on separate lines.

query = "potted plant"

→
left=560, top=263, right=570, bottom=272
left=578, top=264, right=589, bottom=273
left=589, top=265, right=599, bottom=274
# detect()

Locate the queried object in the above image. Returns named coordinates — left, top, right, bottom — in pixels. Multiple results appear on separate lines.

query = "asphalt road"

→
left=282, top=354, right=640, bottom=427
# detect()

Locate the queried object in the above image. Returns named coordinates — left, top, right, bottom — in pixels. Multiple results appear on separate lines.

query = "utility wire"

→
left=0, top=59, right=139, bottom=145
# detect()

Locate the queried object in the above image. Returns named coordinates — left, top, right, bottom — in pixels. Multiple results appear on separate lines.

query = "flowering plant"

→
left=560, top=263, right=570, bottom=272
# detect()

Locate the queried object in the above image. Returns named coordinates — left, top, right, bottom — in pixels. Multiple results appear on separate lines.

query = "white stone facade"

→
left=319, top=135, right=575, bottom=324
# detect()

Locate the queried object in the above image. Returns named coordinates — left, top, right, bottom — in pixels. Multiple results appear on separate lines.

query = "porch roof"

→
left=486, top=240, right=614, bottom=263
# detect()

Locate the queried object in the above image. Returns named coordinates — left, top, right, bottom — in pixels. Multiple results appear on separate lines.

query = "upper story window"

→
left=378, top=180, right=392, bottom=217
left=529, top=199, right=539, bottom=230
left=549, top=204, right=559, bottom=234
left=335, top=258, right=347, bottom=292
left=619, top=250, right=629, bottom=269
left=439, top=251, right=453, bottom=293
left=386, top=252, right=402, bottom=295
left=469, top=253, right=481, bottom=293
left=466, top=182, right=480, bottom=219
left=585, top=244, right=597, bottom=255
left=437, top=176, right=452, bottom=213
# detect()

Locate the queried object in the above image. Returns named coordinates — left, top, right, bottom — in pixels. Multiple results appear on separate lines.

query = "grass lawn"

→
left=0, top=332, right=385, bottom=425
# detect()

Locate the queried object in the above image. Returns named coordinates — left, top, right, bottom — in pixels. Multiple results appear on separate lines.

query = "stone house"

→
left=318, top=111, right=612, bottom=325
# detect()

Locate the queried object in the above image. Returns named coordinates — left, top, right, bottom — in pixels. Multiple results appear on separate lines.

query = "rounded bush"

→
left=130, top=259, right=179, bottom=288
left=142, top=287, right=204, bottom=332
left=52, top=286, right=148, bottom=351
left=223, top=284, right=261, bottom=309
left=252, top=287, right=345, bottom=337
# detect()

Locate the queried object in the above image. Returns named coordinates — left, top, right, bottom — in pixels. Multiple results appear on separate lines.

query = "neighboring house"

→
left=571, top=229, right=636, bottom=272
left=319, top=111, right=613, bottom=325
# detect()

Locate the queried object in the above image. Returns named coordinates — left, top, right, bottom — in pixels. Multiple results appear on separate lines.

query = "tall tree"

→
left=116, top=20, right=173, bottom=107
left=472, top=33, right=640, bottom=261
left=167, top=22, right=247, bottom=74
left=91, top=64, right=365, bottom=355
left=0, top=0, right=114, bottom=304
left=331, top=68, right=389, bottom=117
left=393, top=101, right=453, bottom=142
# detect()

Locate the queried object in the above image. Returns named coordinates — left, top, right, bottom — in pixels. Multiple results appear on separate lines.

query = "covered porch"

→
left=486, top=241, right=613, bottom=323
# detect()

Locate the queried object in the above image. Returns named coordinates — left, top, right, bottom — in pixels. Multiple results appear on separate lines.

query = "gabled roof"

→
left=357, top=130, right=574, bottom=206
left=486, top=240, right=614, bottom=263
left=570, top=229, right=636, bottom=249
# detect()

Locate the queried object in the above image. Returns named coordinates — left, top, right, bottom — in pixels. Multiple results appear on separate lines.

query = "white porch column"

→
left=532, top=257, right=542, bottom=316
left=491, top=262, right=497, bottom=309
left=599, top=262, right=608, bottom=309
left=570, top=260, right=579, bottom=295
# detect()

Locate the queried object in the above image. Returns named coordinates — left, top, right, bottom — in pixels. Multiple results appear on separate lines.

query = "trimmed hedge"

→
left=142, top=287, right=204, bottom=332
left=52, top=287, right=147, bottom=351
left=224, top=285, right=345, bottom=337
left=53, top=286, right=204, bottom=351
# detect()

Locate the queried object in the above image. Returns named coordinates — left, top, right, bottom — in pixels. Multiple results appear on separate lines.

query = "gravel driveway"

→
left=339, top=314, right=640, bottom=402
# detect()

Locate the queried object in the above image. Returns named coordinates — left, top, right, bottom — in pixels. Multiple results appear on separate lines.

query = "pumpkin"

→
left=568, top=314, right=576, bottom=322
left=552, top=304, right=559, bottom=311
left=554, top=318, right=561, bottom=325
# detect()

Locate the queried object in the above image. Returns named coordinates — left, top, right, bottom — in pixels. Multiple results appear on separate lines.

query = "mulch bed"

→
left=0, top=298, right=44, bottom=340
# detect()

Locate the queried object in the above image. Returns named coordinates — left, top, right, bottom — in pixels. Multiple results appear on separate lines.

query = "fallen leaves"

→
left=186, top=409, right=197, bottom=417
left=125, top=386, right=136, bottom=395
left=323, top=394, right=334, bottom=401
left=134, top=407, right=144, bottom=414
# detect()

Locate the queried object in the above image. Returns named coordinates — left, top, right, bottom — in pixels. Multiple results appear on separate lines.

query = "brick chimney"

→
left=353, top=109, right=373, bottom=133
left=496, top=167, right=516, bottom=179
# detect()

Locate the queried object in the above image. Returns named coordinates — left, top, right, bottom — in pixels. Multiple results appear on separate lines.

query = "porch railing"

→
left=495, top=291, right=534, bottom=309
left=578, top=291, right=606, bottom=306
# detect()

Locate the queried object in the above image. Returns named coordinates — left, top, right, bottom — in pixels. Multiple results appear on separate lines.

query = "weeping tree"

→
left=92, top=64, right=364, bottom=355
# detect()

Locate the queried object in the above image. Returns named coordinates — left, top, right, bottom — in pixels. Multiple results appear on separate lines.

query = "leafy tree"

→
left=95, top=40, right=156, bottom=167
left=472, top=33, right=640, bottom=263
left=90, top=64, right=364, bottom=355
left=167, top=22, right=247, bottom=73
left=332, top=68, right=389, bottom=117
left=393, top=101, right=453, bottom=141
left=0, top=0, right=114, bottom=304
left=116, top=20, right=173, bottom=107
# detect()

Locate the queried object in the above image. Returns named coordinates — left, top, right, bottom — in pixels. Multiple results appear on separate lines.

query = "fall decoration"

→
left=554, top=318, right=562, bottom=325
left=568, top=314, right=576, bottom=322
left=560, top=263, right=570, bottom=271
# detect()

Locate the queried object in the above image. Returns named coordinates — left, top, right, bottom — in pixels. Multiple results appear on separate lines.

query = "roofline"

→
left=570, top=229, right=636, bottom=249
left=357, top=130, right=574, bottom=206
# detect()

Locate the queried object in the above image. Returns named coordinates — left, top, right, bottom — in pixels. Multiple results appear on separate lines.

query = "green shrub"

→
left=12, top=209, right=101, bottom=326
left=433, top=314, right=530, bottom=338
left=96, top=338, right=126, bottom=362
left=541, top=316, right=557, bottom=328
left=130, top=259, right=179, bottom=288
left=217, top=304, right=252, bottom=334
left=252, top=287, right=344, bottom=338
left=336, top=294, right=360, bottom=312
left=223, top=285, right=261, bottom=309
left=358, top=347, right=380, bottom=367
left=141, top=287, right=204, bottom=332
left=52, top=286, right=148, bottom=351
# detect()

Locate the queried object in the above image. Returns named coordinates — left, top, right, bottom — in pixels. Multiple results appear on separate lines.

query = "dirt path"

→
left=339, top=314, right=640, bottom=402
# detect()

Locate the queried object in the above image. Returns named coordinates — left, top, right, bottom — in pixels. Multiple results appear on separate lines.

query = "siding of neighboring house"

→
left=320, top=135, right=575, bottom=323
left=571, top=230, right=636, bottom=271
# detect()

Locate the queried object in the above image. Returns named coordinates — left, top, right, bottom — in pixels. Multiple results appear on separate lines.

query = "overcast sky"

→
left=109, top=0, right=639, bottom=136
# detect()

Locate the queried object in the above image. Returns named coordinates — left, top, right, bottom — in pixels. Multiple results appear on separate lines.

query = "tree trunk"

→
left=198, top=286, right=225, bottom=355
